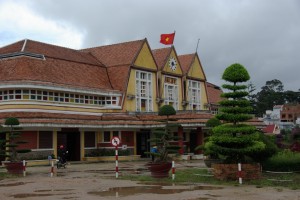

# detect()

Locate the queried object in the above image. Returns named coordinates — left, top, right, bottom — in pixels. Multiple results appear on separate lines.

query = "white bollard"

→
left=22, top=160, right=26, bottom=177
left=115, top=146, right=118, bottom=179
left=238, top=163, right=242, bottom=184
left=172, top=161, right=175, bottom=180
left=50, top=160, right=54, bottom=177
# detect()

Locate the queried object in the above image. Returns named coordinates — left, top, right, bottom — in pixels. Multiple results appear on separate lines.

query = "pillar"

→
left=178, top=126, right=184, bottom=155
left=133, top=131, right=137, bottom=155
left=80, top=130, right=85, bottom=161
left=53, top=130, right=57, bottom=158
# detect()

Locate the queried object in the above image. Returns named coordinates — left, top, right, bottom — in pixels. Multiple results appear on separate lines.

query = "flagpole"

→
left=195, top=38, right=200, bottom=53
left=173, top=31, right=176, bottom=46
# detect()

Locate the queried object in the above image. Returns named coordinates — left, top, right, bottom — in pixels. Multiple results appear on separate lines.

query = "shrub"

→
left=85, top=148, right=131, bottom=157
left=262, top=150, right=300, bottom=172
left=249, top=133, right=278, bottom=163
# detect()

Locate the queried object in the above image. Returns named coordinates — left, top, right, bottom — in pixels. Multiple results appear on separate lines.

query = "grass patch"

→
left=0, top=172, right=18, bottom=179
left=121, top=168, right=300, bottom=189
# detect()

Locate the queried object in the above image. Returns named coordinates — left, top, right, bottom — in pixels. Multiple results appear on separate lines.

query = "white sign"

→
left=111, top=136, right=121, bottom=146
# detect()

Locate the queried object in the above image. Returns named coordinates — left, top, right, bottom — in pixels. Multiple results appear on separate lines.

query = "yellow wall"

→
left=163, top=50, right=183, bottom=75
left=134, top=42, right=157, bottom=70
left=123, top=42, right=159, bottom=112
left=0, top=103, right=119, bottom=114
left=188, top=56, right=206, bottom=80
left=124, top=69, right=158, bottom=112
left=201, top=82, right=209, bottom=110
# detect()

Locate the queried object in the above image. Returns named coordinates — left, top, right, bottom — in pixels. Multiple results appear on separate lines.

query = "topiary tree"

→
left=0, top=117, right=31, bottom=162
left=204, top=63, right=265, bottom=163
left=147, top=105, right=181, bottom=163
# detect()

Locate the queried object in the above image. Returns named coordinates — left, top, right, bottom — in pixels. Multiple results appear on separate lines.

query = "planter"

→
left=3, top=161, right=25, bottom=174
left=212, top=163, right=261, bottom=180
left=147, top=162, right=172, bottom=178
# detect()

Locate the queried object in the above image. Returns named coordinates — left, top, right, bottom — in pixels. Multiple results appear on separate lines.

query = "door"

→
left=136, top=130, right=150, bottom=158
left=57, top=129, right=80, bottom=161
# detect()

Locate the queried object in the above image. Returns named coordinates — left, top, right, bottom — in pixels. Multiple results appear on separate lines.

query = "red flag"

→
left=160, top=33, right=175, bottom=45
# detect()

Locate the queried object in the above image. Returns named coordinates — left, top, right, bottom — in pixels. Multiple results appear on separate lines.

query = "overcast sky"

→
left=1, top=0, right=299, bottom=92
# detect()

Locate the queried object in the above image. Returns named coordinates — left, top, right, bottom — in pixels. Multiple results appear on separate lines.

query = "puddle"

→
left=0, top=182, right=26, bottom=187
left=88, top=185, right=223, bottom=197
left=35, top=189, right=75, bottom=192
left=11, top=193, right=75, bottom=198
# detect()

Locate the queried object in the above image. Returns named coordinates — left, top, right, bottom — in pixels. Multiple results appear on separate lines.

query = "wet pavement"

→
left=0, top=160, right=299, bottom=200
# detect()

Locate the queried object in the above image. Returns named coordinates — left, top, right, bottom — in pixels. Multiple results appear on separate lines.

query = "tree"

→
left=148, top=105, right=180, bottom=163
left=204, top=63, right=265, bottom=163
left=255, top=79, right=285, bottom=117
left=247, top=81, right=257, bottom=115
left=0, top=117, right=31, bottom=162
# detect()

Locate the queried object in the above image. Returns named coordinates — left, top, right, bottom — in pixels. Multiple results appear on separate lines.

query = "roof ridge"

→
left=152, top=46, right=172, bottom=52
left=25, top=39, right=79, bottom=51
left=81, top=38, right=145, bottom=51
left=0, top=39, right=26, bottom=50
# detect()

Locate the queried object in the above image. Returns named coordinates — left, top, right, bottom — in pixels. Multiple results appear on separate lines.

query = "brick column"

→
left=178, top=126, right=184, bottom=155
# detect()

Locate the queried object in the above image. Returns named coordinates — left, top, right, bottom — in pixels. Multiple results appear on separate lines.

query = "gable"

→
left=162, top=49, right=182, bottom=75
left=187, top=55, right=206, bottom=80
left=133, top=42, right=157, bottom=70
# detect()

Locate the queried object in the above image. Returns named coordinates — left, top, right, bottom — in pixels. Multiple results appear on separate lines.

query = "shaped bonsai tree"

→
left=204, top=63, right=265, bottom=163
left=148, top=105, right=181, bottom=163
left=0, top=117, right=31, bottom=162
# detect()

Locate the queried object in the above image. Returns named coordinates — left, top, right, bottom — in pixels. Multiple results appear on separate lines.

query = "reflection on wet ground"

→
left=88, top=184, right=223, bottom=197
left=10, top=192, right=75, bottom=198
left=0, top=182, right=27, bottom=187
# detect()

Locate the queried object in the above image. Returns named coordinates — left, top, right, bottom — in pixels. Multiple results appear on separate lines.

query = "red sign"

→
left=111, top=136, right=120, bottom=146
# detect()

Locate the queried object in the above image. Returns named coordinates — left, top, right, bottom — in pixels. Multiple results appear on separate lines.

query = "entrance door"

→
left=57, top=129, right=80, bottom=161
left=0, top=133, right=6, bottom=162
left=136, top=130, right=150, bottom=158
left=190, top=130, right=198, bottom=154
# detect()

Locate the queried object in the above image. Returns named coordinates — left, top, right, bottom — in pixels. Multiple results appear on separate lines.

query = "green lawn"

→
left=121, top=168, right=300, bottom=190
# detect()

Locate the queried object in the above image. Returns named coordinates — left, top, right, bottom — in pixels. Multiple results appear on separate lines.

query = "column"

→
left=53, top=130, right=57, bottom=158
left=133, top=131, right=137, bottom=155
left=178, top=126, right=184, bottom=155
left=80, top=130, right=85, bottom=161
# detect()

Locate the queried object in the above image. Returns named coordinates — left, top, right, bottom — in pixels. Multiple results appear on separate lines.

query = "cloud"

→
left=0, top=1, right=84, bottom=48
left=1, top=0, right=299, bottom=91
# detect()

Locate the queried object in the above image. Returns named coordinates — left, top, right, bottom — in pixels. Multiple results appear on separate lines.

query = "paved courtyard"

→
left=0, top=160, right=299, bottom=200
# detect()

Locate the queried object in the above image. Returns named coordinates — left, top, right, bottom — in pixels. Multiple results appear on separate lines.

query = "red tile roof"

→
left=0, top=111, right=213, bottom=128
left=206, top=82, right=223, bottom=104
left=0, top=39, right=116, bottom=91
left=178, top=53, right=195, bottom=74
left=82, top=39, right=145, bottom=67
left=152, top=47, right=172, bottom=70
left=107, top=65, right=131, bottom=91
left=0, top=56, right=113, bottom=91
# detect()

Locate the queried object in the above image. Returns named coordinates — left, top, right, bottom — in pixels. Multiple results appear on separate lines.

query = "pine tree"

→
left=205, top=63, right=265, bottom=163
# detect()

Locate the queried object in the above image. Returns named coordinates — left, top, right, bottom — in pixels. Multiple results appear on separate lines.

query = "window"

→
left=84, top=132, right=96, bottom=148
left=0, top=89, right=119, bottom=108
left=164, top=76, right=179, bottom=109
left=103, top=131, right=111, bottom=142
left=136, top=70, right=153, bottom=112
left=39, top=131, right=53, bottom=149
left=102, top=131, right=121, bottom=143
left=188, top=80, right=201, bottom=110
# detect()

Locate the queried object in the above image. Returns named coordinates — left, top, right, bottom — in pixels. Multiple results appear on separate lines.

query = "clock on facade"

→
left=168, top=57, right=177, bottom=71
